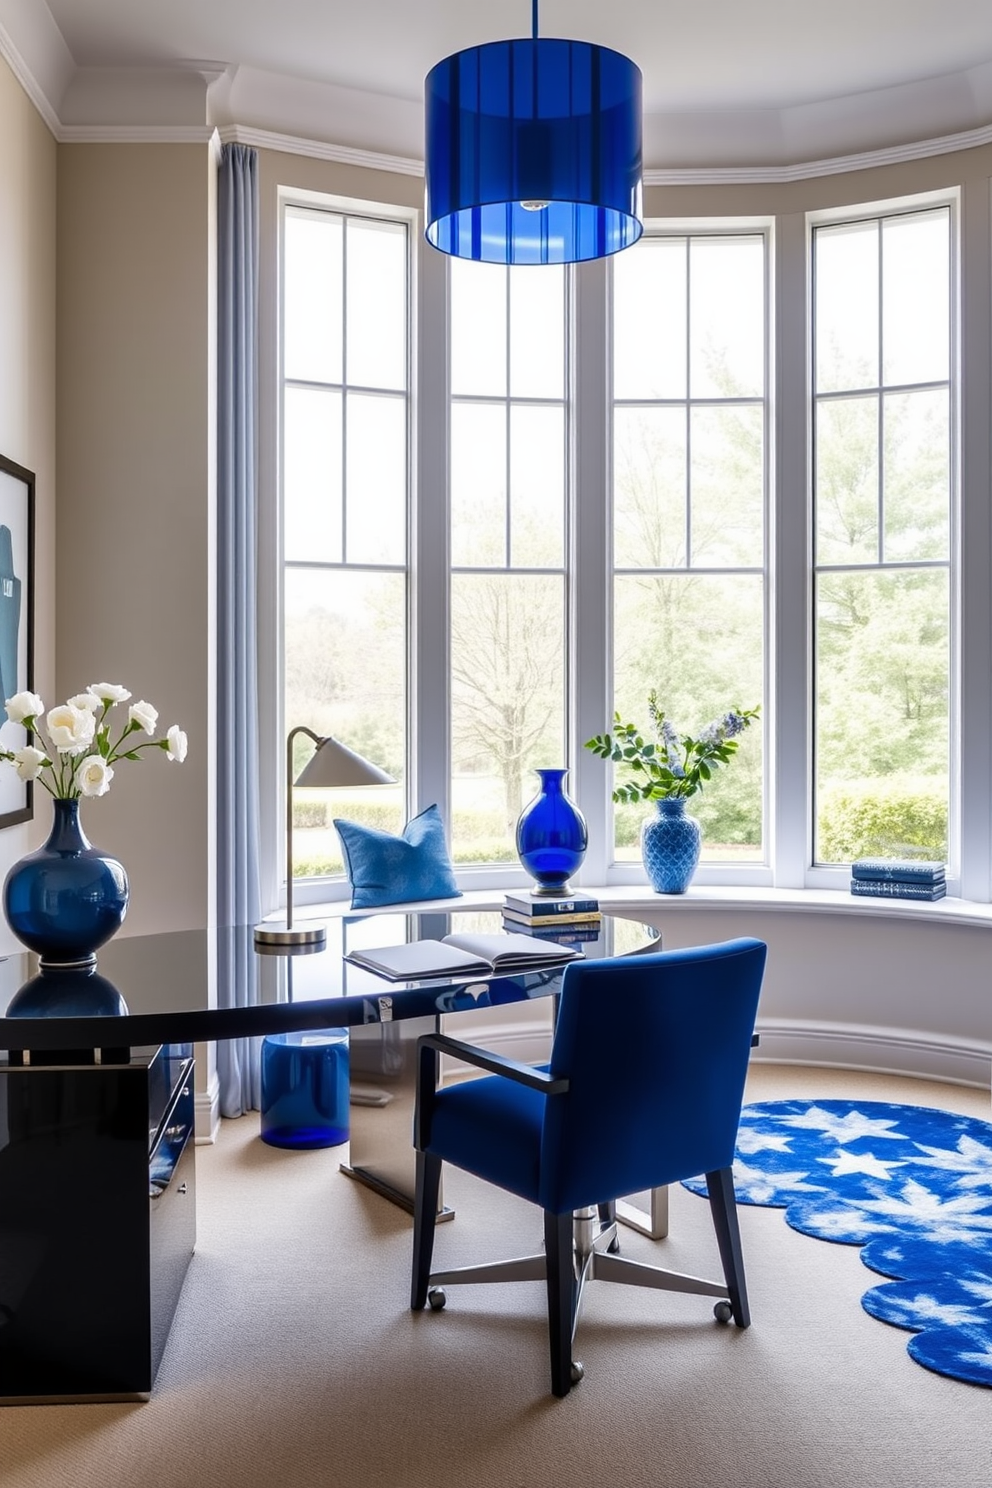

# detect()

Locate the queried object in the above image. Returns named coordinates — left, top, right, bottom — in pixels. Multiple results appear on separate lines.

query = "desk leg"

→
left=615, top=1186, right=670, bottom=1240
left=340, top=1014, right=454, bottom=1222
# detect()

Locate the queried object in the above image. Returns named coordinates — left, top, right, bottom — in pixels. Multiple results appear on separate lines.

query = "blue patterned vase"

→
left=2, top=798, right=129, bottom=970
left=641, top=797, right=702, bottom=894
left=515, top=768, right=588, bottom=895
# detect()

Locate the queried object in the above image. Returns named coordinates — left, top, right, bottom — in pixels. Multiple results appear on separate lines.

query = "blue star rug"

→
left=684, top=1100, right=992, bottom=1388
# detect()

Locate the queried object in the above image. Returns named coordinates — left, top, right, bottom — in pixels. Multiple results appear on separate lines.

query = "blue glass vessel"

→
left=641, top=797, right=702, bottom=894
left=2, top=798, right=129, bottom=969
left=260, top=1030, right=350, bottom=1149
left=6, top=963, right=129, bottom=1017
left=515, top=768, right=588, bottom=895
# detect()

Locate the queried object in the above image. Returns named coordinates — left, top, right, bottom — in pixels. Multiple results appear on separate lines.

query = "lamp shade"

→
left=294, top=736, right=395, bottom=789
left=425, top=37, right=643, bottom=265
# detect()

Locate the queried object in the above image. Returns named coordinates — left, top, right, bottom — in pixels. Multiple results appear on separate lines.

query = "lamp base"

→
left=253, top=921, right=327, bottom=954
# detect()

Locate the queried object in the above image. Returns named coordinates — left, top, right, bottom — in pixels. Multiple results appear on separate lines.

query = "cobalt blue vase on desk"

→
left=2, top=797, right=129, bottom=971
left=515, top=767, right=588, bottom=895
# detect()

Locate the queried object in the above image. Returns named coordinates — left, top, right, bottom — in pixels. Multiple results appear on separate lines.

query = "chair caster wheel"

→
left=713, top=1300, right=734, bottom=1324
left=428, top=1288, right=447, bottom=1311
left=570, top=1360, right=585, bottom=1384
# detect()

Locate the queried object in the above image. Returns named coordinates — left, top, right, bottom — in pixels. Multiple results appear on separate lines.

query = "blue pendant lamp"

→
left=425, top=1, right=643, bottom=265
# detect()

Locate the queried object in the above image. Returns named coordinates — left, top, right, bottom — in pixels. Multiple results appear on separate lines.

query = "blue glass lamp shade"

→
left=425, top=38, right=643, bottom=265
left=515, top=767, right=588, bottom=894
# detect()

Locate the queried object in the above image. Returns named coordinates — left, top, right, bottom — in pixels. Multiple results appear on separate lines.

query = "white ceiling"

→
left=4, top=0, right=992, bottom=170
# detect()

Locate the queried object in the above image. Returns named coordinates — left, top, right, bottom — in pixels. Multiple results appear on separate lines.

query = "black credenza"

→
left=0, top=1045, right=195, bottom=1402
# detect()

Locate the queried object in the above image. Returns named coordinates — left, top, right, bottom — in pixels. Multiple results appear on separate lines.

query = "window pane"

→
left=285, top=567, right=407, bottom=878
left=614, top=407, right=686, bottom=569
left=690, top=405, right=764, bottom=567
left=284, top=386, right=342, bottom=564
left=345, top=218, right=407, bottom=391
left=509, top=405, right=564, bottom=567
left=450, top=574, right=565, bottom=864
left=510, top=266, right=564, bottom=399
left=815, top=396, right=879, bottom=565
left=345, top=393, right=406, bottom=565
left=815, top=221, right=879, bottom=393
left=613, top=238, right=687, bottom=400
left=613, top=574, right=764, bottom=861
left=814, top=569, right=949, bottom=863
left=451, top=403, right=507, bottom=566
left=284, top=209, right=342, bottom=385
left=690, top=237, right=764, bottom=398
left=450, top=258, right=506, bottom=397
left=883, top=389, right=950, bottom=562
left=883, top=211, right=949, bottom=387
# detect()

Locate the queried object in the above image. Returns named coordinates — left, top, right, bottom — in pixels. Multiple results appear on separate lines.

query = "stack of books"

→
left=850, top=859, right=947, bottom=902
left=501, top=891, right=601, bottom=944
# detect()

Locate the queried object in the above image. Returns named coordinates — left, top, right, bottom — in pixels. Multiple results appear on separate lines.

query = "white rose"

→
left=77, top=755, right=114, bottom=797
left=129, top=699, right=158, bottom=735
left=46, top=703, right=97, bottom=755
left=68, top=692, right=101, bottom=713
left=166, top=724, right=188, bottom=763
left=5, top=690, right=44, bottom=724
left=88, top=683, right=131, bottom=704
left=11, top=745, right=49, bottom=780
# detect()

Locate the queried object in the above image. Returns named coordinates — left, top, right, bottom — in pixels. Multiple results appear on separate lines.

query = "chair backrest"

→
left=539, top=937, right=767, bottom=1213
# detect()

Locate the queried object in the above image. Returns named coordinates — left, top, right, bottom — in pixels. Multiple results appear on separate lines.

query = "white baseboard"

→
left=753, top=1019, right=991, bottom=1090
left=194, top=1071, right=221, bottom=1143
left=449, top=1017, right=992, bottom=1092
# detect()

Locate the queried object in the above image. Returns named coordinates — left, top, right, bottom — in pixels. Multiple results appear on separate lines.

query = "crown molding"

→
left=0, top=15, right=59, bottom=135
left=2, top=11, right=992, bottom=183
left=643, top=120, right=992, bottom=186
left=217, top=123, right=422, bottom=177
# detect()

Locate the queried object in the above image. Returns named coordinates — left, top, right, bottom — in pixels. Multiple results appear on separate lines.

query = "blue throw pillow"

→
left=333, top=804, right=462, bottom=910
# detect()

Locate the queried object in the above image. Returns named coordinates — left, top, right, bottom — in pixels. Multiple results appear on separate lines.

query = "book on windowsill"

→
left=343, top=931, right=583, bottom=983
left=502, top=891, right=600, bottom=918
left=501, top=916, right=601, bottom=944
left=502, top=905, right=602, bottom=928
left=850, top=878, right=947, bottom=902
left=851, top=859, right=946, bottom=884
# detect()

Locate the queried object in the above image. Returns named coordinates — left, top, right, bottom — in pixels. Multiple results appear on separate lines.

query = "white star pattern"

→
left=687, top=1098, right=992, bottom=1387
left=911, top=1134, right=992, bottom=1190
left=779, top=1106, right=906, bottom=1144
left=817, top=1150, right=908, bottom=1180
left=736, top=1128, right=794, bottom=1155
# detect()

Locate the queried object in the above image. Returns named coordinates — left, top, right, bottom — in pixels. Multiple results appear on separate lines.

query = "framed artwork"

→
left=0, top=454, right=35, bottom=830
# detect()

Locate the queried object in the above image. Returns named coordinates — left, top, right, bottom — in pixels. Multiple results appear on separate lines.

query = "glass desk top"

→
left=0, top=909, right=661, bottom=1054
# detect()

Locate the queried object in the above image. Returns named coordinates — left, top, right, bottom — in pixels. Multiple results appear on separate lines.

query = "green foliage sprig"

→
left=585, top=691, right=760, bottom=802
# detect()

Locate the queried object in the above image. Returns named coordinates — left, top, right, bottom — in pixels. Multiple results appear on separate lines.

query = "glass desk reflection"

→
left=0, top=910, right=662, bottom=1221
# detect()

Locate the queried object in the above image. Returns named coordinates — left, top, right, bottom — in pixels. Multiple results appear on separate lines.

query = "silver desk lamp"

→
left=254, top=726, right=395, bottom=952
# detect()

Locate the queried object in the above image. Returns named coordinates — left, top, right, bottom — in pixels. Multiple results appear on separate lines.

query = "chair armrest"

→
left=417, top=1032, right=569, bottom=1094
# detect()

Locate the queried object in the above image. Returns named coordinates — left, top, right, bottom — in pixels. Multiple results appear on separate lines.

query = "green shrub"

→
left=816, top=776, right=947, bottom=861
left=292, top=800, right=329, bottom=829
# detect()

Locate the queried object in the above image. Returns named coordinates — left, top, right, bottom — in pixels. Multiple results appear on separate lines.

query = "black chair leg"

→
left=705, top=1165, right=750, bottom=1327
left=411, top=1150, right=442, bottom=1310
left=544, top=1209, right=575, bottom=1398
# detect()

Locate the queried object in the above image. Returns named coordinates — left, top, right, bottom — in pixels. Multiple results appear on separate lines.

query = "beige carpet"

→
left=0, top=1063, right=989, bottom=1488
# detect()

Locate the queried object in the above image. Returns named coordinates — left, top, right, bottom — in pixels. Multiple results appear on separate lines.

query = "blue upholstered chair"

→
left=411, top=937, right=767, bottom=1397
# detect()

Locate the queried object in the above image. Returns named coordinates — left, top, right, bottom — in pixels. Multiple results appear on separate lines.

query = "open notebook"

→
left=343, top=930, right=583, bottom=983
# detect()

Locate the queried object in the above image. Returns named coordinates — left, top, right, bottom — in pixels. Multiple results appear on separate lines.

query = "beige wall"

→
left=56, top=142, right=216, bottom=934
left=0, top=55, right=56, bottom=939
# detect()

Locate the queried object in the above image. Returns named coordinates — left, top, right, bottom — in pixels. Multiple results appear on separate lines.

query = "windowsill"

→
left=280, top=882, right=992, bottom=930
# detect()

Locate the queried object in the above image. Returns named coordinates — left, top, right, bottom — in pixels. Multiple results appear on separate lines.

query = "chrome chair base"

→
left=423, top=1194, right=743, bottom=1388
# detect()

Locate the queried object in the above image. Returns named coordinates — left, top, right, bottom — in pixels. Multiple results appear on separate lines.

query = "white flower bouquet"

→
left=1, top=684, right=187, bottom=799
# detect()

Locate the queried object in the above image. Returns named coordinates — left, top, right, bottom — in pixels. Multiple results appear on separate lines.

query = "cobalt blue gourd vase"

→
left=515, top=767, right=588, bottom=896
left=641, top=797, right=702, bottom=894
left=2, top=798, right=129, bottom=970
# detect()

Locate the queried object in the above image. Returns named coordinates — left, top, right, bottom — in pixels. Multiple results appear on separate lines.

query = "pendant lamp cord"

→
left=532, top=0, right=539, bottom=40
